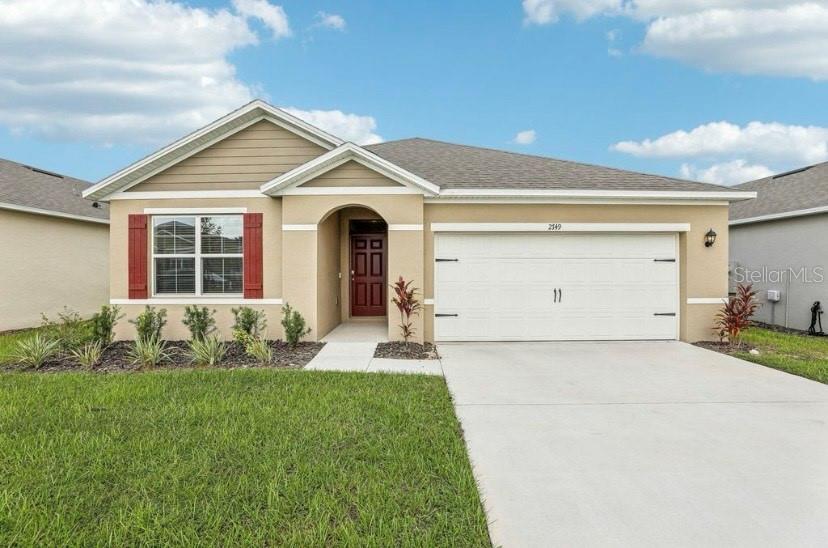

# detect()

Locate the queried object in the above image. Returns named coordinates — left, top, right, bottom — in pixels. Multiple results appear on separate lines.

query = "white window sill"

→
left=110, top=298, right=283, bottom=305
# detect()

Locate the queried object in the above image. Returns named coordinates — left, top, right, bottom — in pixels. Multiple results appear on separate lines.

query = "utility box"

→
left=767, top=289, right=781, bottom=302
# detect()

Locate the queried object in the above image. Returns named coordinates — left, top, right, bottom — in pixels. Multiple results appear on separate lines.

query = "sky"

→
left=0, top=0, right=826, bottom=186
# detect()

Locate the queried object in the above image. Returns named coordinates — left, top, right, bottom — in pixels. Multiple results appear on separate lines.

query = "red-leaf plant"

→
left=714, top=283, right=759, bottom=347
left=390, top=276, right=422, bottom=343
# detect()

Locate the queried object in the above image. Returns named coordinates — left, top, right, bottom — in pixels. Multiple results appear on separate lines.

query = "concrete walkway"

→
left=441, top=341, right=828, bottom=547
left=305, top=342, right=443, bottom=375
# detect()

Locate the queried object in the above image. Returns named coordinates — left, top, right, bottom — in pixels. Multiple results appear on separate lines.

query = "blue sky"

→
left=1, top=0, right=826, bottom=186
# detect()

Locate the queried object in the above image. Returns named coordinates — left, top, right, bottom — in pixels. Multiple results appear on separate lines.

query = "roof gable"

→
left=84, top=100, right=343, bottom=201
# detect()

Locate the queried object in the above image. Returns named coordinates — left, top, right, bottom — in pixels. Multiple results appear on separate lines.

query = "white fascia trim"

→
left=0, top=201, right=109, bottom=224
left=423, top=298, right=435, bottom=305
left=144, top=207, right=247, bottom=214
left=110, top=190, right=268, bottom=200
left=687, top=297, right=728, bottom=305
left=430, top=222, right=691, bottom=233
left=260, top=142, right=440, bottom=196
left=282, top=224, right=318, bottom=231
left=730, top=205, right=828, bottom=226
left=435, top=189, right=756, bottom=201
left=425, top=198, right=730, bottom=206
left=282, top=186, right=422, bottom=195
left=111, top=298, right=283, bottom=305
left=83, top=100, right=343, bottom=201
left=388, top=224, right=423, bottom=231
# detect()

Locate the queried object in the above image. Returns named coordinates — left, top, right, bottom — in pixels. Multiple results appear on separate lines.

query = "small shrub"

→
left=715, top=283, right=759, bottom=347
left=40, top=307, right=90, bottom=352
left=231, top=307, right=267, bottom=343
left=13, top=333, right=60, bottom=369
left=130, top=306, right=167, bottom=342
left=281, top=303, right=310, bottom=348
left=244, top=336, right=272, bottom=366
left=70, top=341, right=103, bottom=370
left=189, top=334, right=227, bottom=367
left=127, top=337, right=169, bottom=370
left=90, top=305, right=123, bottom=346
left=183, top=305, right=216, bottom=341
left=390, top=276, right=422, bottom=343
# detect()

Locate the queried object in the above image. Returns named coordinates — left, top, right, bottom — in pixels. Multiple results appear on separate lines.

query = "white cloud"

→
left=315, top=11, right=346, bottom=31
left=612, top=121, right=828, bottom=165
left=513, top=129, right=537, bottom=145
left=232, top=0, right=291, bottom=38
left=680, top=160, right=774, bottom=185
left=284, top=108, right=382, bottom=145
left=521, top=1, right=828, bottom=79
left=0, top=0, right=381, bottom=147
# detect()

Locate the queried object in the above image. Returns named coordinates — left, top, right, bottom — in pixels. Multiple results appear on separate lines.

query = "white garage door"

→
left=434, top=232, right=679, bottom=341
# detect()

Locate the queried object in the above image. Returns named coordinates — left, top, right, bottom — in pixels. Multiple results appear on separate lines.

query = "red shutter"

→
left=128, top=214, right=149, bottom=299
left=243, top=213, right=263, bottom=299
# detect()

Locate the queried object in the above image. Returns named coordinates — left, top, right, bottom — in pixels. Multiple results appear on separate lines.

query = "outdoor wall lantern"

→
left=704, top=228, right=717, bottom=248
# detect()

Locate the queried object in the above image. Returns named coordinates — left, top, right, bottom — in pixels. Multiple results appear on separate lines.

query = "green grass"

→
left=0, top=369, right=490, bottom=546
left=732, top=327, right=828, bottom=383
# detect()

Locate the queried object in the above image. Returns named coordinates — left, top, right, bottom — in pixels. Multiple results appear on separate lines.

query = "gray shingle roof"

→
left=366, top=138, right=733, bottom=192
left=731, top=161, right=828, bottom=221
left=0, top=157, right=108, bottom=221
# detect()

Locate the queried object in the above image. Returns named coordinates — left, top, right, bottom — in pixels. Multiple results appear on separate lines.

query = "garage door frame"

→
left=431, top=223, right=686, bottom=342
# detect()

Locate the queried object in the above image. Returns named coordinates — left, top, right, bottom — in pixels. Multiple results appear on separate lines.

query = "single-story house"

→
left=83, top=100, right=754, bottom=343
left=730, top=161, right=828, bottom=331
left=0, top=158, right=109, bottom=331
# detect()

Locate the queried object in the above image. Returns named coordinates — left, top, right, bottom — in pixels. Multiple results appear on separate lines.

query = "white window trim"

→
left=144, top=207, right=247, bottom=214
left=112, top=298, right=283, bottom=305
left=151, top=214, right=244, bottom=298
left=687, top=297, right=728, bottom=305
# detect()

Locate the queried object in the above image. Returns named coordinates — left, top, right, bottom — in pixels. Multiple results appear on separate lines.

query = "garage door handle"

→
left=654, top=259, right=676, bottom=262
left=435, top=313, right=459, bottom=318
left=435, top=258, right=459, bottom=262
left=654, top=313, right=676, bottom=317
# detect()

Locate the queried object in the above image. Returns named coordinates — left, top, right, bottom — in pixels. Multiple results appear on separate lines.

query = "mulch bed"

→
left=3, top=341, right=325, bottom=373
left=373, top=342, right=439, bottom=360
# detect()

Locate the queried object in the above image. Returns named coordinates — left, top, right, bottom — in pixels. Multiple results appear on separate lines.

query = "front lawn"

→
left=0, top=370, right=490, bottom=546
left=729, top=327, right=828, bottom=384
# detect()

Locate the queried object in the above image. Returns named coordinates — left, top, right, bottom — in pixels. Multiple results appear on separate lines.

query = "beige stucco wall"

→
left=0, top=209, right=108, bottom=331
left=423, top=203, right=730, bottom=342
left=129, top=120, right=327, bottom=192
left=316, top=211, right=341, bottom=339
left=109, top=197, right=283, bottom=340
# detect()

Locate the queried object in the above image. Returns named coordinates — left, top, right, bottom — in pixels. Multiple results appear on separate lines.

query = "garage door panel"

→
left=435, top=233, right=678, bottom=341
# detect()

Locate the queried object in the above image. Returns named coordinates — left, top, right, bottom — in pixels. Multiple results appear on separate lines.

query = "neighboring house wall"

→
left=128, top=120, right=327, bottom=192
left=0, top=209, right=108, bottom=331
left=730, top=214, right=828, bottom=331
left=423, top=203, right=730, bottom=342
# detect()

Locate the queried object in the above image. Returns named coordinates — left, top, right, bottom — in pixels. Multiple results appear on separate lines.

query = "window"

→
left=152, top=215, right=243, bottom=296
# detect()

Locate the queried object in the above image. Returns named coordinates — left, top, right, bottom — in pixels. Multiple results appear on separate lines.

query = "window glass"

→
left=201, top=216, right=243, bottom=254
left=154, top=257, right=195, bottom=294
left=202, top=257, right=243, bottom=294
left=153, top=217, right=195, bottom=254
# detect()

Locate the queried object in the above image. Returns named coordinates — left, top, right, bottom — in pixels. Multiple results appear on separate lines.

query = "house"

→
left=83, top=100, right=753, bottom=342
left=0, top=158, right=109, bottom=331
left=730, top=161, right=828, bottom=331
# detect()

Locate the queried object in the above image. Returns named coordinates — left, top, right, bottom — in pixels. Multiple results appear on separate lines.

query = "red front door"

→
left=350, top=233, right=386, bottom=316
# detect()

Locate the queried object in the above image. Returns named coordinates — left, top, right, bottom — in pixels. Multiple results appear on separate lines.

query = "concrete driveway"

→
left=440, top=341, right=828, bottom=547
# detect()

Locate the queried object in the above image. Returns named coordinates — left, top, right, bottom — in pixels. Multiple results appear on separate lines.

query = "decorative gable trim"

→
left=83, top=100, right=343, bottom=201
left=260, top=142, right=439, bottom=196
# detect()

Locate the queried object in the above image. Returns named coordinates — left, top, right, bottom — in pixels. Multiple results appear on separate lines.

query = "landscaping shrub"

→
left=189, top=334, right=227, bottom=367
left=130, top=306, right=167, bottom=342
left=40, top=308, right=90, bottom=352
left=715, top=283, right=759, bottom=346
left=182, top=305, right=216, bottom=341
left=127, top=337, right=168, bottom=369
left=90, top=305, right=123, bottom=346
left=390, top=276, right=422, bottom=343
left=70, top=341, right=103, bottom=370
left=281, top=303, right=310, bottom=348
left=231, top=307, right=267, bottom=343
left=244, top=336, right=272, bottom=365
left=13, top=333, right=60, bottom=369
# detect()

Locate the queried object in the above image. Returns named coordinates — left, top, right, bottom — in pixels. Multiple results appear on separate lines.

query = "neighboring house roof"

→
left=730, top=161, right=828, bottom=225
left=366, top=138, right=730, bottom=192
left=0, top=158, right=108, bottom=223
left=85, top=99, right=754, bottom=202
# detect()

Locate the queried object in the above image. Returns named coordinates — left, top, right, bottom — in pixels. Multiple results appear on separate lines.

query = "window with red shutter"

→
left=243, top=213, right=263, bottom=299
left=128, top=214, right=149, bottom=299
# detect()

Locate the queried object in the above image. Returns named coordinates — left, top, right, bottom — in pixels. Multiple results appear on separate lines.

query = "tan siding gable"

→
left=300, top=160, right=403, bottom=188
left=128, top=120, right=327, bottom=191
